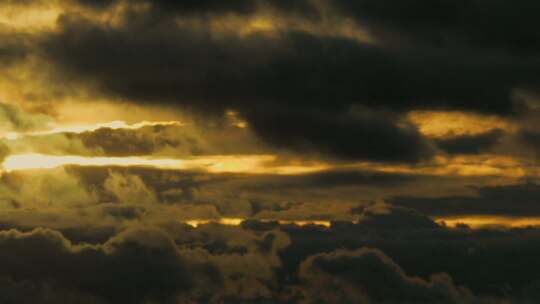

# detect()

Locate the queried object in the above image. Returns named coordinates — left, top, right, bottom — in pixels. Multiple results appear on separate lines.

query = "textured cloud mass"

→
left=1, top=0, right=540, bottom=303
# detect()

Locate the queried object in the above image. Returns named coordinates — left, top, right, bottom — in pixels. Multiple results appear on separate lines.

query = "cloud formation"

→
left=0, top=1, right=540, bottom=303
left=299, top=248, right=473, bottom=303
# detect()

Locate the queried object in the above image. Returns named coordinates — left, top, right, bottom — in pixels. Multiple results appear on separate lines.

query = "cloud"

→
left=435, top=129, right=505, bottom=155
left=2, top=0, right=540, bottom=165
left=281, top=206, right=540, bottom=300
left=391, top=182, right=540, bottom=217
left=0, top=277, right=106, bottom=304
left=333, top=0, right=540, bottom=53
left=71, top=0, right=317, bottom=17
left=355, top=202, right=440, bottom=230
left=173, top=223, right=291, bottom=301
left=104, top=170, right=158, bottom=204
left=0, top=167, right=98, bottom=209
left=0, top=34, right=28, bottom=65
left=1, top=2, right=540, bottom=302
left=4, top=114, right=266, bottom=157
left=0, top=226, right=221, bottom=303
left=0, top=201, right=538, bottom=302
left=67, top=124, right=205, bottom=157
left=298, top=247, right=473, bottom=303
left=517, top=129, right=540, bottom=156
left=42, top=3, right=537, bottom=116
left=0, top=102, right=52, bottom=133
left=245, top=106, right=434, bottom=162
left=39, top=7, right=538, bottom=162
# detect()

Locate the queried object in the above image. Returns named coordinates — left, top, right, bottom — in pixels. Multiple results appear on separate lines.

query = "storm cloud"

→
left=39, top=2, right=540, bottom=162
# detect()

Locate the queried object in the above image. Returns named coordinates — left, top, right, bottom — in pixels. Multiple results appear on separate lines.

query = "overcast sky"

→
left=0, top=1, right=540, bottom=303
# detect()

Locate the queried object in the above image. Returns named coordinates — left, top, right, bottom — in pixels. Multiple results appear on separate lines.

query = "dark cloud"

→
left=72, top=0, right=317, bottom=17
left=0, top=277, right=106, bottom=304
left=518, top=129, right=540, bottom=155
left=0, top=45, right=26, bottom=65
left=100, top=205, right=145, bottom=220
left=248, top=168, right=420, bottom=191
left=62, top=165, right=430, bottom=221
left=334, top=0, right=540, bottom=53
left=3, top=1, right=540, bottom=302
left=41, top=9, right=540, bottom=162
left=67, top=0, right=540, bottom=56
left=299, top=247, right=473, bottom=303
left=435, top=129, right=504, bottom=155
left=0, top=36, right=27, bottom=66
left=245, top=107, right=434, bottom=162
left=391, top=183, right=540, bottom=217
left=0, top=227, right=221, bottom=303
left=0, top=204, right=539, bottom=302
left=7, top=118, right=266, bottom=157
left=281, top=206, right=540, bottom=300
left=43, top=16, right=530, bottom=116
left=355, top=204, right=440, bottom=230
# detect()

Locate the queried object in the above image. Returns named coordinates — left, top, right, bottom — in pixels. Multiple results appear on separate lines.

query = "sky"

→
left=0, top=0, right=540, bottom=303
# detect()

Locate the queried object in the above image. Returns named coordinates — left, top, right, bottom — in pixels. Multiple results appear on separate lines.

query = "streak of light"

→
left=184, top=218, right=332, bottom=228
left=436, top=216, right=540, bottom=228
left=2, top=153, right=328, bottom=175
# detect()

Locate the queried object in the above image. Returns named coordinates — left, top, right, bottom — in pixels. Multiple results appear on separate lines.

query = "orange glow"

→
left=436, top=216, right=540, bottom=228
left=408, top=111, right=513, bottom=137
left=2, top=154, right=183, bottom=172
left=0, top=3, right=61, bottom=30
left=276, top=220, right=332, bottom=227
left=185, top=216, right=540, bottom=229
left=1, top=153, right=329, bottom=175
left=184, top=218, right=332, bottom=228
left=2, top=152, right=535, bottom=178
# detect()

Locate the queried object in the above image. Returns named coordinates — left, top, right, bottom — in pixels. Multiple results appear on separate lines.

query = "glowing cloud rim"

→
left=1, top=153, right=328, bottom=175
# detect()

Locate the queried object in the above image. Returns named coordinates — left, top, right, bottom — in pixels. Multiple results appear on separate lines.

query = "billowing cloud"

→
left=298, top=248, right=473, bottom=303
left=37, top=8, right=531, bottom=162
left=0, top=1, right=539, bottom=302
left=282, top=206, right=540, bottom=301
left=0, top=227, right=220, bottom=303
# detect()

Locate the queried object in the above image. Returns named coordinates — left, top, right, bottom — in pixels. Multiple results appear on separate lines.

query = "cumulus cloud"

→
left=104, top=170, right=158, bottom=204
left=0, top=33, right=28, bottom=65
left=298, top=247, right=473, bottom=303
left=0, top=1, right=539, bottom=303
left=0, top=167, right=98, bottom=209
left=281, top=206, right=540, bottom=301
left=0, top=227, right=220, bottom=303
left=0, top=199, right=537, bottom=302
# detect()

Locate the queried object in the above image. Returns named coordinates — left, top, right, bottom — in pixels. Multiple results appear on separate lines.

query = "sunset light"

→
left=1, top=1, right=539, bottom=302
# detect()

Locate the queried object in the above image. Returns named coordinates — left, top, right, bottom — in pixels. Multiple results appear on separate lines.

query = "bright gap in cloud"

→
left=436, top=216, right=540, bottom=228
left=1, top=153, right=328, bottom=175
left=185, top=217, right=539, bottom=229
left=184, top=218, right=332, bottom=228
